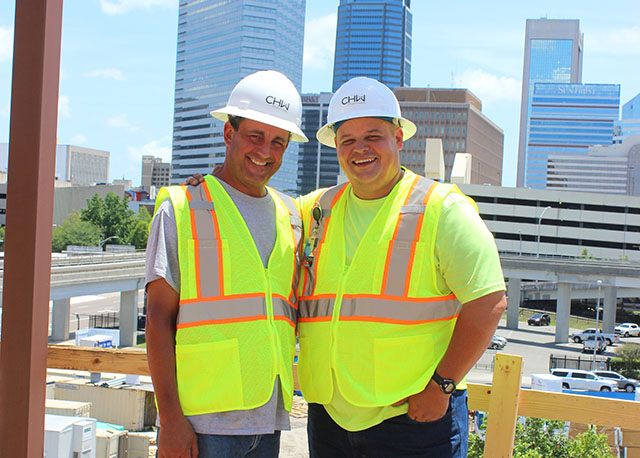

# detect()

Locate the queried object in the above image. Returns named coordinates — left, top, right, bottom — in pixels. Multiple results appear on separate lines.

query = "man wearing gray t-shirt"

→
left=146, top=71, right=307, bottom=458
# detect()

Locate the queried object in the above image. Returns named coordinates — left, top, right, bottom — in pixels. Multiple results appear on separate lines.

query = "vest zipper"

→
left=264, top=268, right=279, bottom=379
left=330, top=267, right=347, bottom=367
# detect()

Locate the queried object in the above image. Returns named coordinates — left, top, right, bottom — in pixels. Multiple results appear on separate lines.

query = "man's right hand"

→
left=158, top=415, right=199, bottom=458
left=182, top=173, right=205, bottom=186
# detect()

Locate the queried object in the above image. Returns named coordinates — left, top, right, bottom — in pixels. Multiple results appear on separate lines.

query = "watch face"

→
left=442, top=381, right=456, bottom=394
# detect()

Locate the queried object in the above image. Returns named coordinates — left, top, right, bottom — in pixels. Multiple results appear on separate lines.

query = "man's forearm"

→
left=146, top=281, right=183, bottom=422
left=434, top=290, right=507, bottom=384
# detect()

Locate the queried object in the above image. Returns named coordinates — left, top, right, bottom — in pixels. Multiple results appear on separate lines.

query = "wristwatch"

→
left=431, top=371, right=456, bottom=394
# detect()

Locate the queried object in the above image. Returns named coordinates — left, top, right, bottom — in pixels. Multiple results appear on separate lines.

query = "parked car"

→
left=550, top=369, right=617, bottom=392
left=570, top=328, right=618, bottom=345
left=527, top=313, right=551, bottom=326
left=489, top=334, right=507, bottom=350
left=592, top=370, right=639, bottom=393
left=614, top=323, right=640, bottom=337
left=582, top=335, right=608, bottom=354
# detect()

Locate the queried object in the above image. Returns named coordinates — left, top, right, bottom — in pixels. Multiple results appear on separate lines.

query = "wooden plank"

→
left=467, top=383, right=490, bottom=412
left=46, top=345, right=150, bottom=375
left=517, top=389, right=640, bottom=430
left=483, top=354, right=523, bottom=458
left=622, top=430, right=640, bottom=447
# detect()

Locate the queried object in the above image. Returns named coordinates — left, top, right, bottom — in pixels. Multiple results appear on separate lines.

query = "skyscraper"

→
left=614, top=93, right=640, bottom=141
left=332, top=0, right=412, bottom=91
left=297, top=93, right=340, bottom=195
left=517, top=19, right=583, bottom=187
left=526, top=83, right=620, bottom=191
left=171, top=0, right=306, bottom=192
left=394, top=88, right=504, bottom=185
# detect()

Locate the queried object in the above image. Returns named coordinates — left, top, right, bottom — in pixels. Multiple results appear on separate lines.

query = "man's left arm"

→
left=403, top=290, right=506, bottom=422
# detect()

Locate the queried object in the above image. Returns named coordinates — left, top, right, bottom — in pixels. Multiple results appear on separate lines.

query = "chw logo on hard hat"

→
left=341, top=94, right=366, bottom=105
left=265, top=96, right=290, bottom=111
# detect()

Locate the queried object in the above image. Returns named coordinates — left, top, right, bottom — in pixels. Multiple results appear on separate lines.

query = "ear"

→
left=395, top=126, right=403, bottom=150
left=223, top=121, right=235, bottom=147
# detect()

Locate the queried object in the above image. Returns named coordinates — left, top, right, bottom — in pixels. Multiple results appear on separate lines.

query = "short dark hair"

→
left=227, top=115, right=243, bottom=130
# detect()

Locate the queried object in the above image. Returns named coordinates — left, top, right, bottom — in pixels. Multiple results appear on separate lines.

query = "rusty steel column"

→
left=0, top=0, right=64, bottom=456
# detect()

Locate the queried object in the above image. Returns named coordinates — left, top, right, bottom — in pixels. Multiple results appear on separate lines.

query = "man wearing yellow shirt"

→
left=296, top=77, right=507, bottom=457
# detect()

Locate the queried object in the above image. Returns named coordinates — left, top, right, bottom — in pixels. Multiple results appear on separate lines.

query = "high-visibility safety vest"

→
left=297, top=170, right=471, bottom=407
left=154, top=175, right=301, bottom=416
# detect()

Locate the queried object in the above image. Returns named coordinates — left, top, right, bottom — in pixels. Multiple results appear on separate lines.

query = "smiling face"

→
left=335, top=117, right=404, bottom=200
left=216, top=118, right=289, bottom=197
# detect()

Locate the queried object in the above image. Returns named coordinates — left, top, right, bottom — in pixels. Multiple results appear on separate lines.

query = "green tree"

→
left=615, top=343, right=640, bottom=378
left=81, top=192, right=135, bottom=245
left=468, top=416, right=614, bottom=458
left=127, top=206, right=152, bottom=249
left=51, top=212, right=103, bottom=252
left=0, top=224, right=5, bottom=251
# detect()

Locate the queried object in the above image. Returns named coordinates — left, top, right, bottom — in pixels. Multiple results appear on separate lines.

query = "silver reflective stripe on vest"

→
left=273, top=297, right=298, bottom=324
left=340, top=296, right=459, bottom=323
left=186, top=184, right=220, bottom=298
left=298, top=297, right=335, bottom=319
left=189, top=201, right=215, bottom=211
left=178, top=296, right=265, bottom=326
left=178, top=296, right=297, bottom=327
left=383, top=177, right=436, bottom=296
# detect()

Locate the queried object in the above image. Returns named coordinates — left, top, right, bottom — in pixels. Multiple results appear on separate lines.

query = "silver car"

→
left=592, top=370, right=639, bottom=393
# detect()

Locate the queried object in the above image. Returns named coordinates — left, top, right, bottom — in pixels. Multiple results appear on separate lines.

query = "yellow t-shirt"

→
left=298, top=184, right=506, bottom=431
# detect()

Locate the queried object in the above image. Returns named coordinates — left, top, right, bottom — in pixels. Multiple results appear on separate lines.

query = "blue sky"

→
left=1, top=0, right=639, bottom=187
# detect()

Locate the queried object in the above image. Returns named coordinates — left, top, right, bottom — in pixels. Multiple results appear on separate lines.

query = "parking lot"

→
left=468, top=319, right=640, bottom=387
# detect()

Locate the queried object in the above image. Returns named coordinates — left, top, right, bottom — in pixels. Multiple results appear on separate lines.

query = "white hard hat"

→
left=210, top=70, right=308, bottom=143
left=316, top=77, right=416, bottom=147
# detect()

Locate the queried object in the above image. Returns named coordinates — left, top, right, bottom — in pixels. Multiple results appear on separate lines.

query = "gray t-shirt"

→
left=145, top=177, right=290, bottom=435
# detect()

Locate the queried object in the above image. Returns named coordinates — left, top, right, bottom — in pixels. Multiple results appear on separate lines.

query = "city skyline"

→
left=0, top=1, right=639, bottom=189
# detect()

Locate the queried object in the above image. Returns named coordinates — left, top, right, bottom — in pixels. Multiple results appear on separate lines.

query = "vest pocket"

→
left=373, top=333, right=435, bottom=402
left=298, top=335, right=331, bottom=403
left=175, top=338, right=243, bottom=415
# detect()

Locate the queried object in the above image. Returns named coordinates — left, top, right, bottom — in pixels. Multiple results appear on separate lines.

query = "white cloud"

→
left=455, top=69, right=521, bottom=104
left=100, top=0, right=175, bottom=15
left=589, top=26, right=640, bottom=55
left=128, top=137, right=171, bottom=163
left=83, top=68, right=125, bottom=80
left=0, top=26, right=13, bottom=62
left=58, top=95, right=70, bottom=119
left=70, top=133, right=88, bottom=145
left=107, top=114, right=130, bottom=128
left=303, top=14, right=337, bottom=70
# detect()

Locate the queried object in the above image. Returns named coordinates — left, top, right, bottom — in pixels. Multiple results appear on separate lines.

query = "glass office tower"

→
left=526, top=83, right=620, bottom=191
left=297, top=93, right=340, bottom=195
left=171, top=0, right=305, bottom=193
left=332, top=0, right=412, bottom=91
left=517, top=19, right=583, bottom=187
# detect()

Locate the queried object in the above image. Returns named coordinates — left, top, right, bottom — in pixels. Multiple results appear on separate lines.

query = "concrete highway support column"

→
left=555, top=282, right=572, bottom=343
left=119, top=290, right=139, bottom=348
left=602, top=285, right=617, bottom=334
left=51, top=298, right=70, bottom=342
left=506, top=278, right=522, bottom=330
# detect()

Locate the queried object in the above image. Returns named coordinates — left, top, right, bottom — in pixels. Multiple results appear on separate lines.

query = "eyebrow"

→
left=338, top=128, right=385, bottom=139
left=245, top=129, right=287, bottom=142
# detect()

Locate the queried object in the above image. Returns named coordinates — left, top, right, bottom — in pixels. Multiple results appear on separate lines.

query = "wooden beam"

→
left=483, top=354, right=523, bottom=458
left=0, top=0, right=64, bottom=456
left=46, top=345, right=150, bottom=376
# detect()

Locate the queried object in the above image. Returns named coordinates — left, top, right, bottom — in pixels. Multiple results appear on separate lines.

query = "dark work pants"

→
left=307, top=390, right=468, bottom=458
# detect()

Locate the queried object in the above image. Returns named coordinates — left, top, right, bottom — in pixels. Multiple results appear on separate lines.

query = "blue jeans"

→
left=156, top=430, right=281, bottom=458
left=307, top=390, right=468, bottom=458
left=196, top=432, right=281, bottom=458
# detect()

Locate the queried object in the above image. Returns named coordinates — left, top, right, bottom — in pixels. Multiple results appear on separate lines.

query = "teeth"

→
left=354, top=158, right=375, bottom=165
left=249, top=157, right=267, bottom=166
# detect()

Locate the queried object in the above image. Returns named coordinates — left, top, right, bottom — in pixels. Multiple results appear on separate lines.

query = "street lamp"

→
left=517, top=230, right=522, bottom=256
left=592, top=279, right=603, bottom=369
left=536, top=206, right=552, bottom=258
left=98, top=235, right=119, bottom=248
